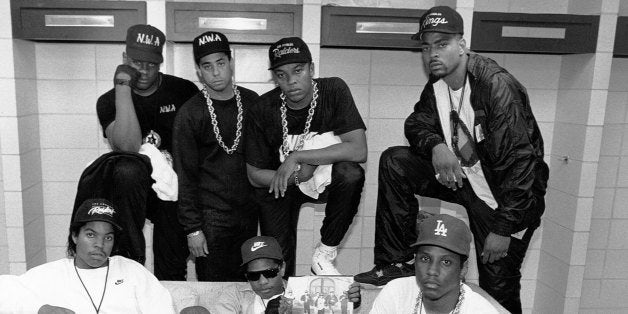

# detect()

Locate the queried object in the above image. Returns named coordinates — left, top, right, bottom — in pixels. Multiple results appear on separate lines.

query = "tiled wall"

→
left=579, top=57, right=628, bottom=313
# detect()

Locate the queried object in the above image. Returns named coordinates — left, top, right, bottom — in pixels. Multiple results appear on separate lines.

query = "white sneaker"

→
left=311, top=243, right=342, bottom=275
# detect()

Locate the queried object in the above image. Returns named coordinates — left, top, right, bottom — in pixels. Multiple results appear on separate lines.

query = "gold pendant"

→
left=144, top=130, right=162, bottom=148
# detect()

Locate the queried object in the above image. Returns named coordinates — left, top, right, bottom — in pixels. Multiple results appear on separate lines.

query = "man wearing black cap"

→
left=355, top=6, right=548, bottom=313
left=74, top=24, right=199, bottom=280
left=173, top=31, right=259, bottom=281
left=0, top=199, right=176, bottom=313
left=370, top=214, right=502, bottom=313
left=245, top=37, right=367, bottom=276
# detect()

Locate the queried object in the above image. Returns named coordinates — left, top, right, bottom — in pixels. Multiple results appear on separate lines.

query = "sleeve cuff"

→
left=492, top=215, right=515, bottom=236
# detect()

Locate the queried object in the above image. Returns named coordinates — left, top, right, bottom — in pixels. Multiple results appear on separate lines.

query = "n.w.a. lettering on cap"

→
left=422, top=12, right=449, bottom=29
left=197, top=33, right=223, bottom=46
left=88, top=203, right=116, bottom=217
left=136, top=32, right=161, bottom=47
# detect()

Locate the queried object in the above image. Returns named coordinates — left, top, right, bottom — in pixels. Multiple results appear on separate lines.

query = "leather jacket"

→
left=405, top=53, right=549, bottom=236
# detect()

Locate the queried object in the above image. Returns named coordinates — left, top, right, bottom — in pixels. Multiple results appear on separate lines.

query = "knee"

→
left=379, top=146, right=413, bottom=175
left=113, top=157, right=150, bottom=183
left=332, top=162, right=365, bottom=186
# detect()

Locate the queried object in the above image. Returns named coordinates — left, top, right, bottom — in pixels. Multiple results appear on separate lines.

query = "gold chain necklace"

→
left=280, top=80, right=318, bottom=160
left=202, top=83, right=243, bottom=155
left=414, top=282, right=464, bottom=314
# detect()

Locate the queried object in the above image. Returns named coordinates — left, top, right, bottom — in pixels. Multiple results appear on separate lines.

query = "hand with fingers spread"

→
left=481, top=232, right=510, bottom=264
left=432, top=143, right=466, bottom=190
left=187, top=231, right=208, bottom=258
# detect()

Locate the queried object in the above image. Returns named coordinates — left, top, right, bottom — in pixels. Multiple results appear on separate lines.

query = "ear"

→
left=279, top=261, right=287, bottom=277
left=459, top=259, right=469, bottom=280
left=195, top=64, right=203, bottom=82
left=458, top=38, right=467, bottom=55
left=71, top=232, right=78, bottom=245
left=309, top=62, right=316, bottom=78
left=122, top=51, right=128, bottom=64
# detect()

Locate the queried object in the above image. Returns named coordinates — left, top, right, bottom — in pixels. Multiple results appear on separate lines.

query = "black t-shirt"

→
left=173, top=87, right=259, bottom=233
left=96, top=73, right=199, bottom=153
left=245, top=77, right=366, bottom=170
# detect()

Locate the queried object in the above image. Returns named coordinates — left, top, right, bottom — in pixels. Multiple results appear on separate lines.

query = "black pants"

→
left=375, top=147, right=542, bottom=314
left=194, top=203, right=258, bottom=281
left=256, top=161, right=365, bottom=276
left=73, top=152, right=189, bottom=280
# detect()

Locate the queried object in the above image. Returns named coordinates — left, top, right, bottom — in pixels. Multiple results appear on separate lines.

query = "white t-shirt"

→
left=433, top=79, right=498, bottom=210
left=370, top=277, right=499, bottom=314
left=0, top=256, right=175, bottom=314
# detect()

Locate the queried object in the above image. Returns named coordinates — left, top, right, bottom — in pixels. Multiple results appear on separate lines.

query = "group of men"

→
left=64, top=4, right=546, bottom=314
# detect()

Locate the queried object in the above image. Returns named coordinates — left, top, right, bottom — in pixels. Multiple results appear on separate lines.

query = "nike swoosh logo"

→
left=251, top=243, right=267, bottom=251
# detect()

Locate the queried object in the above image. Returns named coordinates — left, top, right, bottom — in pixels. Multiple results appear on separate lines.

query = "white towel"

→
left=279, top=132, right=341, bottom=199
left=139, top=143, right=178, bottom=201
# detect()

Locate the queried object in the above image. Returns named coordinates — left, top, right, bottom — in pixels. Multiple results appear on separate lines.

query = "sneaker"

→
left=311, top=243, right=342, bottom=275
left=353, top=263, right=414, bottom=286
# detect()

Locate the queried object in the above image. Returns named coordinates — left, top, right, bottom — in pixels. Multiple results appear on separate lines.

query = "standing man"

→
left=77, top=24, right=199, bottom=280
left=245, top=37, right=367, bottom=276
left=354, top=6, right=549, bottom=314
left=173, top=31, right=259, bottom=281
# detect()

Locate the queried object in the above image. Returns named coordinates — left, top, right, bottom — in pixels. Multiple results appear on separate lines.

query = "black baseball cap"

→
left=412, top=6, right=464, bottom=41
left=268, top=37, right=312, bottom=70
left=411, top=214, right=472, bottom=257
left=72, top=199, right=122, bottom=231
left=240, top=236, right=284, bottom=266
left=126, top=24, right=165, bottom=64
left=193, top=31, right=231, bottom=63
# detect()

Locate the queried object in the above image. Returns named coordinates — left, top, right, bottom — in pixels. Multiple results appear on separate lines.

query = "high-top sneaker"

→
left=353, top=262, right=415, bottom=286
left=311, top=243, right=342, bottom=275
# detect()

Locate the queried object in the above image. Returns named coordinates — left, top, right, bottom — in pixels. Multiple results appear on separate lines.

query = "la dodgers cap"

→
left=126, top=24, right=165, bottom=64
left=193, top=31, right=231, bottom=63
left=72, top=198, right=122, bottom=231
left=268, top=37, right=312, bottom=70
left=240, top=236, right=284, bottom=266
left=411, top=214, right=472, bottom=257
left=412, top=6, right=464, bottom=41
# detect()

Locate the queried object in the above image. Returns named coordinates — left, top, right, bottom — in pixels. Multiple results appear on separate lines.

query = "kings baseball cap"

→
left=72, top=199, right=122, bottom=231
left=240, top=236, right=284, bottom=266
left=411, top=214, right=472, bottom=256
left=412, top=6, right=464, bottom=41
left=268, top=37, right=312, bottom=70
left=126, top=24, right=165, bottom=64
left=193, top=31, right=231, bottom=63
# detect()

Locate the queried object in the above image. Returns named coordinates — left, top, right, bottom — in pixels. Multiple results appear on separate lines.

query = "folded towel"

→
left=296, top=132, right=341, bottom=199
left=139, top=143, right=178, bottom=201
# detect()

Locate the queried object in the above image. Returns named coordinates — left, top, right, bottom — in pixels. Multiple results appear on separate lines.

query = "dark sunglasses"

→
left=245, top=267, right=280, bottom=281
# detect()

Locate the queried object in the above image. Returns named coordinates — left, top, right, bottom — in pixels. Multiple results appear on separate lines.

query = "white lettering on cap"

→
left=273, top=47, right=300, bottom=59
left=422, top=12, right=449, bottom=29
left=88, top=204, right=116, bottom=217
left=136, top=33, right=161, bottom=46
left=198, top=34, right=222, bottom=46
left=251, top=241, right=267, bottom=251
left=434, top=220, right=448, bottom=236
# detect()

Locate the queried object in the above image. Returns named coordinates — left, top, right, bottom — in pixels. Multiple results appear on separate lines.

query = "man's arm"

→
left=269, top=129, right=366, bottom=198
left=106, top=65, right=143, bottom=152
left=172, top=103, right=207, bottom=258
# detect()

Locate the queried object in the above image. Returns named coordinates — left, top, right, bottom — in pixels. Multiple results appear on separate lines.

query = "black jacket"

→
left=405, top=53, right=549, bottom=236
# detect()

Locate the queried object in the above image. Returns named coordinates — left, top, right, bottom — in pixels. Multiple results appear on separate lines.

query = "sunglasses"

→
left=245, top=267, right=280, bottom=281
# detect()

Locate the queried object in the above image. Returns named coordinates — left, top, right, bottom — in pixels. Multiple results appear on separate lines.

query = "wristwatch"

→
left=114, top=78, right=131, bottom=86
left=187, top=230, right=202, bottom=238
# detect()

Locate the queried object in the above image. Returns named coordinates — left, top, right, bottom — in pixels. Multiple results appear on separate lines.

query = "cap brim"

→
left=73, top=219, right=123, bottom=231
left=196, top=49, right=231, bottom=62
left=411, top=239, right=468, bottom=256
left=126, top=47, right=163, bottom=64
left=268, top=58, right=312, bottom=70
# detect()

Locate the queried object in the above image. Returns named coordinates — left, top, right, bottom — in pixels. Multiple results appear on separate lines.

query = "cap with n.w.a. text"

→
left=193, top=31, right=231, bottom=63
left=411, top=213, right=472, bottom=256
left=126, top=24, right=165, bottom=64
left=72, top=198, right=122, bottom=231
left=240, top=236, right=284, bottom=266
left=268, top=37, right=312, bottom=70
left=412, top=6, right=464, bottom=41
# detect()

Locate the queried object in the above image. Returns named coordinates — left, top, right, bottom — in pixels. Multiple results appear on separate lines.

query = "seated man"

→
left=370, top=214, right=502, bottom=313
left=245, top=37, right=367, bottom=276
left=213, top=236, right=361, bottom=313
left=0, top=199, right=176, bottom=313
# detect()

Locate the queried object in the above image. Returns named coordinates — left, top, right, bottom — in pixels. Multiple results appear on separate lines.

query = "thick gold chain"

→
left=202, top=83, right=243, bottom=155
left=279, top=80, right=318, bottom=160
